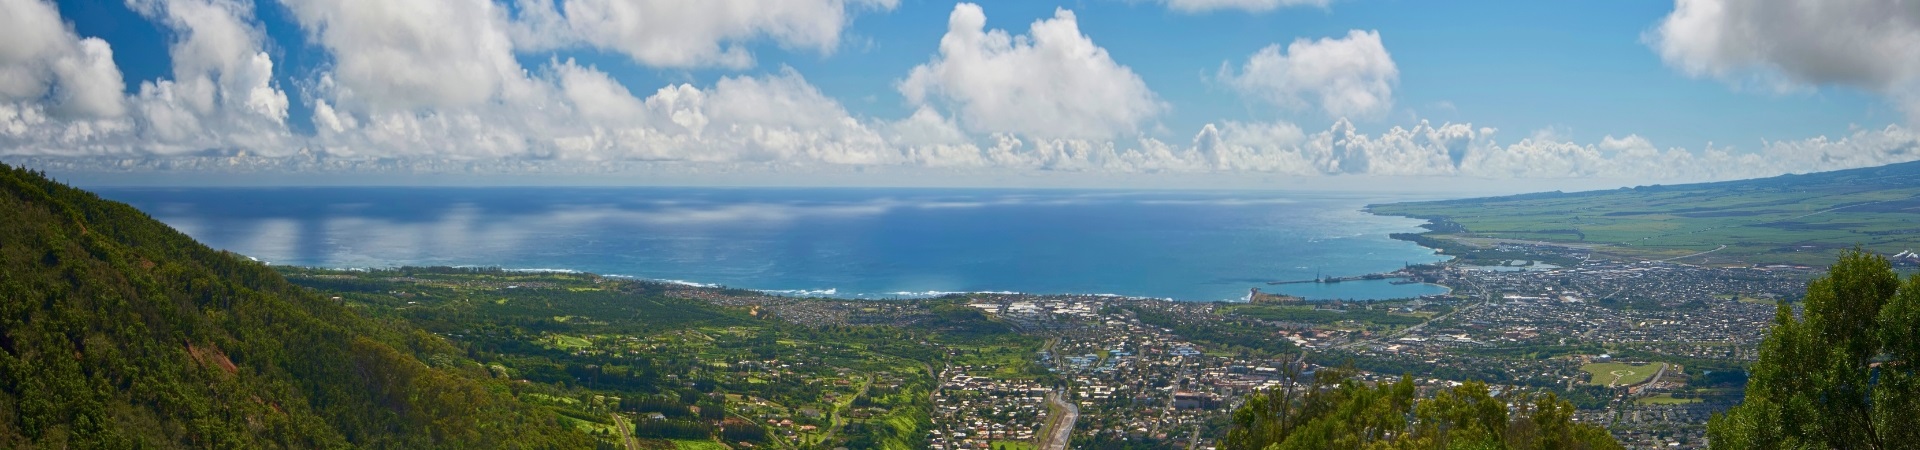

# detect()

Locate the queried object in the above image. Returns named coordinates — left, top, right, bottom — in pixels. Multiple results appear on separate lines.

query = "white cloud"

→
left=1648, top=0, right=1920, bottom=120
left=621, top=68, right=897, bottom=165
left=1221, top=29, right=1397, bottom=119
left=509, top=0, right=898, bottom=69
left=1155, top=0, right=1331, bottom=13
left=0, top=0, right=127, bottom=118
left=279, top=0, right=533, bottom=112
left=552, top=60, right=645, bottom=123
left=7, top=0, right=1920, bottom=188
left=126, top=0, right=293, bottom=153
left=898, top=3, right=1164, bottom=140
left=299, top=57, right=899, bottom=165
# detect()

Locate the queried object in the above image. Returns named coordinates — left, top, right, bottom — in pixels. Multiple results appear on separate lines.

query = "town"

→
left=276, top=243, right=1813, bottom=450
left=690, top=244, right=1810, bottom=449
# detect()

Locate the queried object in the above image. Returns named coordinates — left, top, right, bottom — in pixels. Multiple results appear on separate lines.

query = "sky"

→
left=3, top=0, right=1920, bottom=189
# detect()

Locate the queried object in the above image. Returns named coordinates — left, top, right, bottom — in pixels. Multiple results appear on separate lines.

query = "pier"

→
left=1267, top=272, right=1413, bottom=285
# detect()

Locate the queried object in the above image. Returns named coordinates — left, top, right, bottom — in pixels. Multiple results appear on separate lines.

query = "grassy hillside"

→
left=1368, top=160, right=1920, bottom=266
left=0, top=164, right=593, bottom=449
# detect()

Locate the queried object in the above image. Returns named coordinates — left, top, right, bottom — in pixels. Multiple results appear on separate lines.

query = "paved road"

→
left=1639, top=363, right=1670, bottom=388
left=820, top=374, right=873, bottom=444
left=1039, top=391, right=1078, bottom=450
left=610, top=413, right=640, bottom=450
left=1656, top=244, right=1726, bottom=262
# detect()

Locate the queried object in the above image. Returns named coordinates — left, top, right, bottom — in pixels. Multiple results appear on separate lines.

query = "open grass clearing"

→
left=991, top=440, right=1038, bottom=450
left=545, top=334, right=593, bottom=350
left=1635, top=394, right=1703, bottom=405
left=1580, top=362, right=1664, bottom=386
left=671, top=439, right=731, bottom=450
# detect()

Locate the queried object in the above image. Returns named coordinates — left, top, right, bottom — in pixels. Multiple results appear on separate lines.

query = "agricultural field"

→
left=1369, top=160, right=1920, bottom=266
left=1581, top=362, right=1666, bottom=387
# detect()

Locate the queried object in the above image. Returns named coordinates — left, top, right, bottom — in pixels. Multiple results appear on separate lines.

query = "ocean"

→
left=95, top=187, right=1453, bottom=302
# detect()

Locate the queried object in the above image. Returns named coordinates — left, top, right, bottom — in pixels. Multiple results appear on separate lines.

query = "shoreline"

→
left=291, top=263, right=1458, bottom=303
left=283, top=207, right=1462, bottom=303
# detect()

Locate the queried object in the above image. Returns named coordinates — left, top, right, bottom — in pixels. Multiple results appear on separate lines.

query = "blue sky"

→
left=5, top=0, right=1920, bottom=187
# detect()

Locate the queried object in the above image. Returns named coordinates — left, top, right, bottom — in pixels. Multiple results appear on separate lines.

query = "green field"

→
left=672, top=439, right=731, bottom=450
left=992, top=440, right=1038, bottom=450
left=1581, top=362, right=1665, bottom=387
left=545, top=334, right=594, bottom=350
left=1635, top=393, right=1703, bottom=405
left=1369, top=160, right=1920, bottom=266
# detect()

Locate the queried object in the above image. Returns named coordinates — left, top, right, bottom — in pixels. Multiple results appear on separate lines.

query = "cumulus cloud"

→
left=27, top=116, right=1920, bottom=185
left=0, top=0, right=298, bottom=157
left=125, top=0, right=293, bottom=153
left=1187, top=120, right=1920, bottom=180
left=6, top=0, right=1920, bottom=187
left=509, top=0, right=898, bottom=69
left=1155, top=0, right=1331, bottom=13
left=898, top=3, right=1164, bottom=140
left=569, top=66, right=897, bottom=165
left=1, top=0, right=304, bottom=157
left=280, top=0, right=533, bottom=112
left=300, top=57, right=900, bottom=164
left=1648, top=0, right=1920, bottom=120
left=1221, top=30, right=1397, bottom=119
left=0, top=0, right=127, bottom=119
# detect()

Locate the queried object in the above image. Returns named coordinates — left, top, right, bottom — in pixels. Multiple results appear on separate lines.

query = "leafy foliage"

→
left=0, top=164, right=591, bottom=448
left=1707, top=250, right=1920, bottom=449
left=1223, top=367, right=1621, bottom=450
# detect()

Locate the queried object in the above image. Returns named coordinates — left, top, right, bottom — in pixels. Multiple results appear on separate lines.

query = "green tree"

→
left=0, top=163, right=595, bottom=447
left=1709, top=250, right=1920, bottom=449
left=1223, top=364, right=1619, bottom=450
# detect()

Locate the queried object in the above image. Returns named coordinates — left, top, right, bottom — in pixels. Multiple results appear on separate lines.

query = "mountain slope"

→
left=1368, top=160, right=1920, bottom=266
left=0, top=164, right=592, bottom=448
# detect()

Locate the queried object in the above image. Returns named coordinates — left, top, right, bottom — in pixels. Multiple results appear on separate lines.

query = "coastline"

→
left=121, top=187, right=1463, bottom=303
left=287, top=261, right=1458, bottom=303
left=274, top=205, right=1464, bottom=303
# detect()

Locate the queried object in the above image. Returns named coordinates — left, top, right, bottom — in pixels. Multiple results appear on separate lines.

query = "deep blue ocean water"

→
left=94, top=187, right=1451, bottom=302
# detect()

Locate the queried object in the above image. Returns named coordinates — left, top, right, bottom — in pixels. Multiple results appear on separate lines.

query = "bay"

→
left=95, top=187, right=1451, bottom=302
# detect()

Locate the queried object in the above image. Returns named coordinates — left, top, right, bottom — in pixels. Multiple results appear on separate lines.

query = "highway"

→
left=1038, top=391, right=1078, bottom=450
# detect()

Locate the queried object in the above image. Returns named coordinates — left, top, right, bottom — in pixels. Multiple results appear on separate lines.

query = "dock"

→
left=1267, top=272, right=1412, bottom=285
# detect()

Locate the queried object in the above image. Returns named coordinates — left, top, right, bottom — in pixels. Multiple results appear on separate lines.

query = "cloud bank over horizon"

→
left=3, top=0, right=1920, bottom=185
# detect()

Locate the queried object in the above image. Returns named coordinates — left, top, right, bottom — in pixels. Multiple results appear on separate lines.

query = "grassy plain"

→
left=1580, top=362, right=1664, bottom=386
left=1635, top=394, right=1703, bottom=405
left=992, top=440, right=1039, bottom=450
left=1369, top=160, right=1920, bottom=266
left=672, top=439, right=731, bottom=450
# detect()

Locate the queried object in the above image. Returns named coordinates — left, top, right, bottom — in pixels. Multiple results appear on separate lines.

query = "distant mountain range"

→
left=1369, top=160, right=1920, bottom=266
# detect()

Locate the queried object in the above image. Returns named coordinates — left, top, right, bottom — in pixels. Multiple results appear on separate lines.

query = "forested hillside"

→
left=0, top=164, right=592, bottom=448
left=1223, top=369, right=1622, bottom=450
